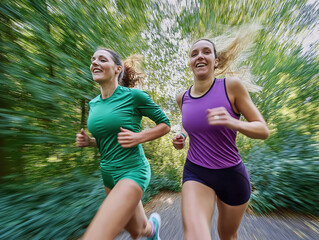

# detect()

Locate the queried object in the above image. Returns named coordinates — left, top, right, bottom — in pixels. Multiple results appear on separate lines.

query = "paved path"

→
left=116, top=192, right=319, bottom=240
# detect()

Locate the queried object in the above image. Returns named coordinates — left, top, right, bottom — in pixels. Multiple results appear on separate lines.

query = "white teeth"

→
left=196, top=63, right=206, bottom=67
left=94, top=69, right=102, bottom=73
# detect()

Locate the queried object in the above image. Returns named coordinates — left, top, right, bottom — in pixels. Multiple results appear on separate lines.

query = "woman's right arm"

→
left=172, top=92, right=187, bottom=150
left=76, top=128, right=97, bottom=147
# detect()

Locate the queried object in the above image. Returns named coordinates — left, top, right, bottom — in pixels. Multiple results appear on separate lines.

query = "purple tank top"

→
left=182, top=78, right=241, bottom=169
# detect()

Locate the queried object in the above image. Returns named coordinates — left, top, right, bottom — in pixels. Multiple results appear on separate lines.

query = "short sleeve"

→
left=132, top=89, right=171, bottom=127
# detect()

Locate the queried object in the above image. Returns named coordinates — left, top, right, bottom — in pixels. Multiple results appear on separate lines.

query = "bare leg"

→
left=182, top=181, right=216, bottom=240
left=82, top=179, right=151, bottom=240
left=104, top=185, right=153, bottom=239
left=216, top=198, right=249, bottom=240
left=124, top=201, right=153, bottom=239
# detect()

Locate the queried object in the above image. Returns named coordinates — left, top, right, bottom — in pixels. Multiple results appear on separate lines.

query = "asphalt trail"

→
left=116, top=192, right=319, bottom=240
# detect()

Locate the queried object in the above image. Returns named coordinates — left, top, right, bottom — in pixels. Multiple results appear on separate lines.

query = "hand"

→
left=207, top=107, right=238, bottom=129
left=172, top=133, right=186, bottom=150
left=76, top=128, right=90, bottom=147
left=117, top=127, right=141, bottom=148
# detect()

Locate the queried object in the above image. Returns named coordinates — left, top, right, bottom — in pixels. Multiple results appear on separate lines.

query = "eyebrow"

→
left=191, top=47, right=212, bottom=53
left=91, top=55, right=108, bottom=60
left=193, top=47, right=212, bottom=51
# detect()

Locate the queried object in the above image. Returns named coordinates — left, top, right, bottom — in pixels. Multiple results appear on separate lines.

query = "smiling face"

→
left=189, top=40, right=218, bottom=79
left=90, top=49, right=122, bottom=83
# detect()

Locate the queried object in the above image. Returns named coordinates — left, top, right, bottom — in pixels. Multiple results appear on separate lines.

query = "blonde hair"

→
left=97, top=48, right=145, bottom=88
left=193, top=24, right=262, bottom=92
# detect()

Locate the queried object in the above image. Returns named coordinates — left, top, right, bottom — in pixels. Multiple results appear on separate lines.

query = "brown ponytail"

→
left=121, top=55, right=145, bottom=88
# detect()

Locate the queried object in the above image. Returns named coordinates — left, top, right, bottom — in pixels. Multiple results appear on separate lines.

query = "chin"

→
left=92, top=75, right=102, bottom=80
left=93, top=78, right=103, bottom=83
left=195, top=72, right=209, bottom=78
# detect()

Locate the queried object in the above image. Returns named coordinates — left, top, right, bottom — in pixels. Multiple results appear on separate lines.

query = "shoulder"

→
left=117, top=85, right=132, bottom=93
left=176, top=90, right=187, bottom=108
left=130, top=87, right=150, bottom=98
left=89, top=95, right=101, bottom=104
left=176, top=91, right=186, bottom=102
left=225, top=76, right=243, bottom=87
left=129, top=88, right=155, bottom=106
left=117, top=86, right=146, bottom=98
left=225, top=76, right=248, bottom=94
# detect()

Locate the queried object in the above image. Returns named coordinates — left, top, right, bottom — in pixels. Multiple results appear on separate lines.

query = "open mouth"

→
left=196, top=63, right=206, bottom=68
left=93, top=69, right=102, bottom=73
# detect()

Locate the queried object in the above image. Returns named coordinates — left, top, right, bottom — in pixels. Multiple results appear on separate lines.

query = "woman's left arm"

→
left=231, top=78, right=269, bottom=139
left=118, top=123, right=170, bottom=148
left=207, top=77, right=269, bottom=139
left=118, top=89, right=171, bottom=148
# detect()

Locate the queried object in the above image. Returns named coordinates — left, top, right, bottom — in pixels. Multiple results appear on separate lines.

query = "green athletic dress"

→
left=87, top=85, right=170, bottom=192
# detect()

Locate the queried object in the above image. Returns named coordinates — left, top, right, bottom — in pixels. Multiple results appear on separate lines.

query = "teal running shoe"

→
left=147, top=212, right=161, bottom=240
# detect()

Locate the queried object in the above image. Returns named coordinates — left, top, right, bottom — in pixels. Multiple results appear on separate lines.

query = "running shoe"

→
left=147, top=212, right=161, bottom=240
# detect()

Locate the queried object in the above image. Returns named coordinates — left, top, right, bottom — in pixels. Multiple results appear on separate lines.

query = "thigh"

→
left=82, top=179, right=143, bottom=240
left=102, top=162, right=151, bottom=193
left=104, top=186, right=111, bottom=195
left=215, top=162, right=251, bottom=206
left=216, top=198, right=249, bottom=240
left=182, top=180, right=216, bottom=240
left=103, top=185, right=149, bottom=238
left=121, top=162, right=151, bottom=192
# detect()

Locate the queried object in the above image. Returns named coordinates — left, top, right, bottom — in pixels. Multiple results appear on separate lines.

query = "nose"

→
left=197, top=52, right=204, bottom=59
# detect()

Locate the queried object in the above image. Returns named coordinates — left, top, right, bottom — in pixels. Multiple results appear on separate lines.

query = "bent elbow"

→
left=165, top=124, right=171, bottom=134
left=252, top=126, right=269, bottom=140
left=261, top=127, right=270, bottom=140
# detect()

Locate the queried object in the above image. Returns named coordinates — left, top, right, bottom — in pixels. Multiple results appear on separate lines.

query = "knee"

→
left=129, top=230, right=140, bottom=240
left=129, top=232, right=139, bottom=240
left=128, top=221, right=148, bottom=239
left=183, top=220, right=211, bottom=240
left=218, top=231, right=238, bottom=240
left=129, top=228, right=142, bottom=240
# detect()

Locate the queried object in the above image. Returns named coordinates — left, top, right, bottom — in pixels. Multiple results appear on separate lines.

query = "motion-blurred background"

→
left=0, top=0, right=318, bottom=239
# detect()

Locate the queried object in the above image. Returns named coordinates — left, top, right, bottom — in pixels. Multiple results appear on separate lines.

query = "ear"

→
left=116, top=65, right=123, bottom=74
left=214, top=59, right=219, bottom=68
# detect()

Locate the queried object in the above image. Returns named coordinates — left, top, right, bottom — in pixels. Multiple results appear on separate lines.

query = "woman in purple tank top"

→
left=173, top=30, right=269, bottom=240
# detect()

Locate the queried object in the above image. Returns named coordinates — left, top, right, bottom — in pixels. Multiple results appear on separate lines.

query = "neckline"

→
left=99, top=85, right=120, bottom=101
left=189, top=78, right=216, bottom=99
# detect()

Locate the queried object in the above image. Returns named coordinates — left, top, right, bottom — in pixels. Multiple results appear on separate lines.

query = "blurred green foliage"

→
left=0, top=170, right=179, bottom=240
left=246, top=128, right=319, bottom=214
left=0, top=0, right=318, bottom=239
left=0, top=172, right=104, bottom=239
